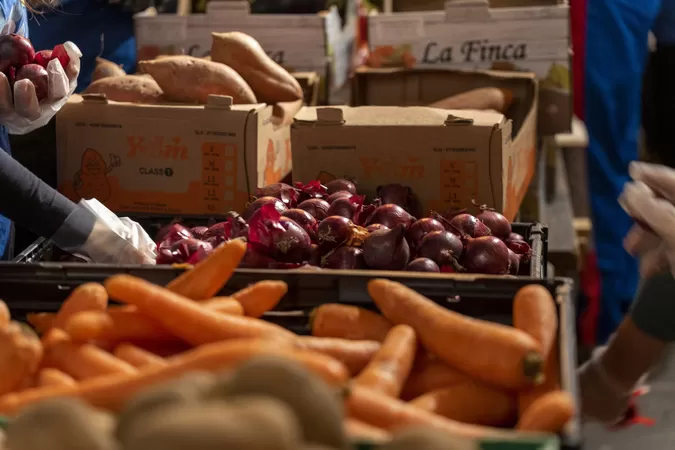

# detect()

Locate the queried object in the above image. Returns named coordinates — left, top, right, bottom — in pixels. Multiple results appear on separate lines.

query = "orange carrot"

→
left=0, top=322, right=43, bottom=395
left=53, top=283, right=108, bottom=329
left=65, top=310, right=172, bottom=343
left=114, top=343, right=167, bottom=369
left=401, top=358, right=471, bottom=401
left=410, top=382, right=517, bottom=426
left=0, top=300, right=9, bottom=328
left=231, top=280, right=287, bottom=317
left=513, top=285, right=558, bottom=358
left=26, top=312, right=55, bottom=334
left=354, top=325, right=417, bottom=397
left=368, top=279, right=543, bottom=390
left=0, top=339, right=349, bottom=415
left=516, top=390, right=575, bottom=433
left=519, top=340, right=561, bottom=416
left=200, top=297, right=245, bottom=316
left=42, top=329, right=137, bottom=380
left=344, top=418, right=390, bottom=442
left=294, top=337, right=380, bottom=376
left=311, top=304, right=393, bottom=342
left=346, top=385, right=530, bottom=440
left=166, top=239, right=247, bottom=300
left=37, top=368, right=77, bottom=388
left=105, top=275, right=295, bottom=345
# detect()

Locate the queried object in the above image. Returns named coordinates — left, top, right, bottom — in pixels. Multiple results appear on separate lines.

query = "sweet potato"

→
left=138, top=56, right=257, bottom=105
left=84, top=75, right=164, bottom=104
left=211, top=32, right=302, bottom=103
left=91, top=57, right=126, bottom=82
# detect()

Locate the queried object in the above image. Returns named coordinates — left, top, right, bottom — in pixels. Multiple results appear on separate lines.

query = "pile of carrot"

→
left=0, top=237, right=575, bottom=442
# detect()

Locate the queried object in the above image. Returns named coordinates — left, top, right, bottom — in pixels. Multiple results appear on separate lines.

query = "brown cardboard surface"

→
left=292, top=71, right=321, bottom=106
left=56, top=94, right=298, bottom=216
left=295, top=69, right=537, bottom=220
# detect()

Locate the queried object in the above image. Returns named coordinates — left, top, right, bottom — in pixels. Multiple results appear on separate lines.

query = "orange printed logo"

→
left=73, top=148, right=121, bottom=202
left=263, top=139, right=282, bottom=186
left=127, top=136, right=188, bottom=160
left=359, top=156, right=425, bottom=180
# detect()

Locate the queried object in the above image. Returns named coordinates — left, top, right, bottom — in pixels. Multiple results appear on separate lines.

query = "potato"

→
left=83, top=75, right=164, bottom=104
left=7, top=398, right=115, bottom=450
left=205, top=356, right=346, bottom=449
left=91, top=57, right=127, bottom=82
left=211, top=32, right=302, bottom=104
left=123, top=397, right=300, bottom=450
left=137, top=55, right=257, bottom=104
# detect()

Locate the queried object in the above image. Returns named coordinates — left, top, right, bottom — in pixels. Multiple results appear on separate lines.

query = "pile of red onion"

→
left=153, top=180, right=532, bottom=275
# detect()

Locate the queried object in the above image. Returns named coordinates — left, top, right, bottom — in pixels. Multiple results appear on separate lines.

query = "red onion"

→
left=406, top=258, right=440, bottom=273
left=509, top=232, right=525, bottom=242
left=294, top=180, right=328, bottom=202
left=321, top=246, right=366, bottom=270
left=204, top=214, right=249, bottom=247
left=365, top=204, right=415, bottom=229
left=297, top=198, right=330, bottom=221
left=362, top=224, right=410, bottom=270
left=282, top=209, right=318, bottom=241
left=317, top=216, right=369, bottom=252
left=255, top=183, right=299, bottom=207
left=476, top=205, right=511, bottom=241
left=156, top=223, right=192, bottom=245
left=326, top=190, right=353, bottom=204
left=506, top=239, right=532, bottom=264
left=462, top=236, right=510, bottom=275
left=450, top=213, right=491, bottom=238
left=190, top=226, right=209, bottom=240
left=366, top=224, right=389, bottom=233
left=248, top=205, right=311, bottom=263
left=163, top=238, right=212, bottom=264
left=416, top=230, right=463, bottom=267
left=377, top=183, right=420, bottom=216
left=308, top=243, right=321, bottom=266
left=327, top=197, right=356, bottom=219
left=508, top=249, right=520, bottom=275
left=325, top=179, right=357, bottom=195
left=239, top=244, right=275, bottom=269
left=406, top=218, right=446, bottom=248
left=243, top=196, right=288, bottom=221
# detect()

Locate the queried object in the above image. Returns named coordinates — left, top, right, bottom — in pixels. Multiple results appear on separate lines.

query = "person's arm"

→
left=0, top=147, right=94, bottom=247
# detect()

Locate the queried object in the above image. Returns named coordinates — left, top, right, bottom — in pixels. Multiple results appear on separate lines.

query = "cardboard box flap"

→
left=294, top=105, right=506, bottom=127
left=75, top=94, right=268, bottom=113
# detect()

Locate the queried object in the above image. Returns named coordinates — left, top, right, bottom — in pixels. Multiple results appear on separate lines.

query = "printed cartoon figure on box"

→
left=73, top=148, right=121, bottom=202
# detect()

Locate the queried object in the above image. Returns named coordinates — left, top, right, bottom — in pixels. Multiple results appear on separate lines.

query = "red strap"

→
left=611, top=389, right=655, bottom=429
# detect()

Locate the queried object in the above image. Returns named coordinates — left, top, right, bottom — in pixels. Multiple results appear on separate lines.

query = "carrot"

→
left=231, top=280, right=287, bottom=317
left=114, top=343, right=167, bottom=369
left=410, top=382, right=517, bottom=426
left=344, top=418, right=390, bottom=442
left=401, top=358, right=472, bottom=401
left=310, top=304, right=393, bottom=342
left=37, top=368, right=77, bottom=388
left=0, top=322, right=43, bottom=395
left=519, top=340, right=561, bottom=416
left=65, top=310, right=173, bottom=343
left=105, top=275, right=295, bottom=345
left=200, top=297, right=245, bottom=316
left=516, top=390, right=575, bottom=433
left=368, top=279, right=543, bottom=390
left=166, top=238, right=247, bottom=300
left=0, top=339, right=349, bottom=415
left=0, top=300, right=9, bottom=328
left=513, top=285, right=558, bottom=358
left=53, top=283, right=109, bottom=329
left=294, top=337, right=380, bottom=376
left=354, top=324, right=417, bottom=397
left=42, top=329, right=137, bottom=380
left=26, top=312, right=55, bottom=334
left=345, top=385, right=533, bottom=440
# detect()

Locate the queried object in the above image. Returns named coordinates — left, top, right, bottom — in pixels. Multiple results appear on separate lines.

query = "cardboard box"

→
left=292, top=71, right=321, bottom=106
left=57, top=94, right=298, bottom=216
left=293, top=69, right=537, bottom=221
left=385, top=0, right=564, bottom=12
left=367, top=0, right=570, bottom=135
left=134, top=0, right=358, bottom=103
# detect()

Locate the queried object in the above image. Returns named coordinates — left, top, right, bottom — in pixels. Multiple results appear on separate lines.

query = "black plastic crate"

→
left=0, top=268, right=578, bottom=449
left=13, top=221, right=549, bottom=278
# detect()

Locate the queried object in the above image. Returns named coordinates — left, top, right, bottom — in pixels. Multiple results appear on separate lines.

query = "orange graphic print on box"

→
left=263, top=139, right=282, bottom=186
left=73, top=148, right=121, bottom=202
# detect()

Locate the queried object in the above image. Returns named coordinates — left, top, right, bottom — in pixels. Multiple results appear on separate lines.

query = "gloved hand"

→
left=619, top=161, right=675, bottom=279
left=0, top=35, right=81, bottom=135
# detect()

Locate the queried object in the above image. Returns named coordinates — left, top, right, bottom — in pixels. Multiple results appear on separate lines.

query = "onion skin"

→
left=365, top=204, right=415, bottom=229
left=509, top=232, right=525, bottom=242
left=476, top=207, right=512, bottom=241
left=366, top=224, right=389, bottom=233
left=297, top=198, right=330, bottom=221
left=406, top=258, right=440, bottom=273
left=416, top=230, right=463, bottom=266
left=362, top=224, right=410, bottom=270
left=190, top=226, right=209, bottom=240
left=255, top=183, right=299, bottom=207
left=463, top=236, right=510, bottom=275
left=317, top=216, right=369, bottom=252
left=326, top=190, right=353, bottom=204
left=156, top=223, right=192, bottom=245
left=321, top=246, right=366, bottom=270
left=294, top=180, right=328, bottom=202
left=243, top=196, right=288, bottom=221
left=508, top=249, right=520, bottom=275
left=506, top=239, right=532, bottom=264
left=282, top=208, right=318, bottom=241
left=325, top=179, right=357, bottom=195
left=449, top=213, right=491, bottom=238
left=326, top=197, right=355, bottom=219
left=406, top=218, right=446, bottom=248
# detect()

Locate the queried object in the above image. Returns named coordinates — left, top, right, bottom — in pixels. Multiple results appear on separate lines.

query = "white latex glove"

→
left=619, top=161, right=675, bottom=279
left=0, top=40, right=81, bottom=135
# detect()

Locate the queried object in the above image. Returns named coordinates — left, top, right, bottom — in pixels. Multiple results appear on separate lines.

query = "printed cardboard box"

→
left=134, top=0, right=358, bottom=103
left=367, top=0, right=569, bottom=135
left=56, top=95, right=298, bottom=217
left=293, top=71, right=537, bottom=220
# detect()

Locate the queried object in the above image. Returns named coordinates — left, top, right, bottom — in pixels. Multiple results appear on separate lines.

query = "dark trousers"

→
left=643, top=45, right=675, bottom=168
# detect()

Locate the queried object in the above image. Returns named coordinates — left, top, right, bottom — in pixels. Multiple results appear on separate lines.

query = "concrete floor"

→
left=582, top=349, right=675, bottom=449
